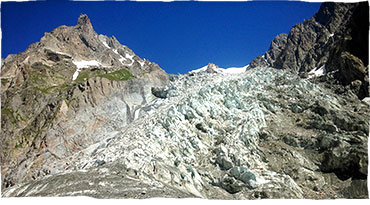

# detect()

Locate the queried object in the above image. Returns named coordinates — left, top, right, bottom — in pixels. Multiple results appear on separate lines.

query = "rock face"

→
left=249, top=2, right=369, bottom=99
left=1, top=14, right=169, bottom=189
left=2, top=67, right=368, bottom=199
left=249, top=33, right=288, bottom=68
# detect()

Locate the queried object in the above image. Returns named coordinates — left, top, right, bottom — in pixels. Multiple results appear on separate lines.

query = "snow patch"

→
left=72, top=69, right=81, bottom=81
left=54, top=51, right=71, bottom=56
left=139, top=60, right=145, bottom=67
left=73, top=60, right=101, bottom=69
left=72, top=60, right=102, bottom=81
left=123, top=53, right=135, bottom=66
left=119, top=56, right=126, bottom=64
left=100, top=38, right=110, bottom=49
left=125, top=53, right=135, bottom=60
left=189, top=65, right=209, bottom=73
left=307, top=65, right=326, bottom=79
left=262, top=55, right=268, bottom=63
left=222, top=65, right=249, bottom=74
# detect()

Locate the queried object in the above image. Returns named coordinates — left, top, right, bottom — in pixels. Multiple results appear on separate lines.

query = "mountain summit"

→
left=77, top=14, right=92, bottom=28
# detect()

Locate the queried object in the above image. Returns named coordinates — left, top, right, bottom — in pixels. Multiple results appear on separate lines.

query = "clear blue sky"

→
left=1, top=0, right=321, bottom=74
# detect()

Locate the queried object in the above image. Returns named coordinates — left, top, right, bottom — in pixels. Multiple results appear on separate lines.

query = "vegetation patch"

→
left=1, top=78, right=9, bottom=86
left=75, top=68, right=134, bottom=83
left=60, top=84, right=73, bottom=91
left=1, top=108, right=16, bottom=124
left=75, top=71, right=90, bottom=83
left=32, top=86, right=58, bottom=94
left=97, top=69, right=134, bottom=81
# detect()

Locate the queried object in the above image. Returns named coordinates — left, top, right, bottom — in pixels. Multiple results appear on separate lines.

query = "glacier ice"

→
left=4, top=66, right=358, bottom=198
left=60, top=67, right=341, bottom=198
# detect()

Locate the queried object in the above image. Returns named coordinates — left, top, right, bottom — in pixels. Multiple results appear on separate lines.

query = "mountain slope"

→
left=1, top=14, right=169, bottom=189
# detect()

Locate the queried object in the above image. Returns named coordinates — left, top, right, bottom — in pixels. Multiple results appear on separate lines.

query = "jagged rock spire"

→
left=77, top=14, right=91, bottom=26
left=77, top=14, right=94, bottom=33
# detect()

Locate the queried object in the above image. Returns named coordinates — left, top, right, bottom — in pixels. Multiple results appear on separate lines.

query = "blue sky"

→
left=1, top=0, right=321, bottom=74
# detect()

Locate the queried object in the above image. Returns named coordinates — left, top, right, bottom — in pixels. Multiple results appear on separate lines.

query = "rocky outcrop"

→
left=249, top=33, right=288, bottom=68
left=1, top=14, right=169, bottom=189
left=249, top=2, right=369, bottom=99
left=190, top=63, right=223, bottom=74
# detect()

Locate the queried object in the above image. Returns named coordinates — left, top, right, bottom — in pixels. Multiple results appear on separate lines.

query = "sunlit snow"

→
left=73, top=60, right=101, bottom=69
left=54, top=50, right=71, bottom=56
left=307, top=65, right=326, bottom=79
left=222, top=65, right=249, bottom=74
left=100, top=38, right=110, bottom=49
left=72, top=60, right=102, bottom=81
left=72, top=68, right=81, bottom=81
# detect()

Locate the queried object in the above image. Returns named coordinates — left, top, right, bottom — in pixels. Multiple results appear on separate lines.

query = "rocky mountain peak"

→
left=77, top=14, right=93, bottom=30
left=206, top=63, right=219, bottom=73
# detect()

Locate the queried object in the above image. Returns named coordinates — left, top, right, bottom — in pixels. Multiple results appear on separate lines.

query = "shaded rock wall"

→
left=249, top=2, right=369, bottom=99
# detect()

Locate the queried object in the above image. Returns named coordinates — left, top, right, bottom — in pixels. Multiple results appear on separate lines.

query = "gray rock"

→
left=311, top=101, right=329, bottom=116
left=291, top=104, right=305, bottom=113
left=151, top=87, right=167, bottom=99
left=229, top=167, right=256, bottom=188
left=219, top=176, right=244, bottom=194
left=216, top=156, right=233, bottom=170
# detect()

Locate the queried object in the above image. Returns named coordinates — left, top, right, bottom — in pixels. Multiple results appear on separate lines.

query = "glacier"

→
left=5, top=65, right=366, bottom=199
